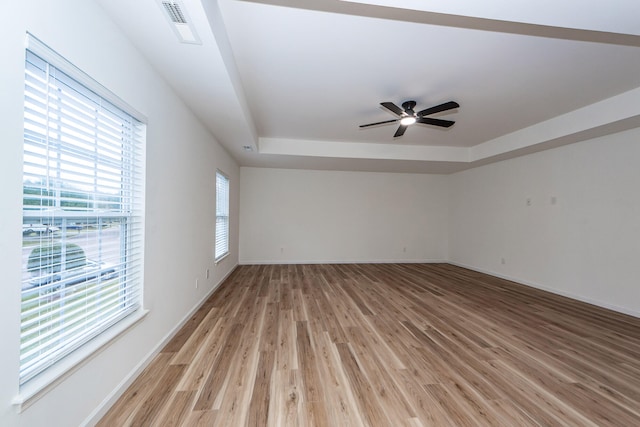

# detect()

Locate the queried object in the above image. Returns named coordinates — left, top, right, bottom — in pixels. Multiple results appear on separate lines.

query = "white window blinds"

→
left=215, top=171, right=229, bottom=261
left=21, top=42, right=145, bottom=385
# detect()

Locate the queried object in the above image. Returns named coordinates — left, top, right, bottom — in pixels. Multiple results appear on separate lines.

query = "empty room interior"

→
left=2, top=0, right=640, bottom=426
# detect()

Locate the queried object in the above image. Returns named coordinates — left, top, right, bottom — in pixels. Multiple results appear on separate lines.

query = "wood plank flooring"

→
left=97, top=264, right=640, bottom=426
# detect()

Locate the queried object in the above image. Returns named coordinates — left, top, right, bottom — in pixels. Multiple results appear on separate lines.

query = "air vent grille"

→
left=162, top=1, right=187, bottom=24
left=157, top=0, right=201, bottom=44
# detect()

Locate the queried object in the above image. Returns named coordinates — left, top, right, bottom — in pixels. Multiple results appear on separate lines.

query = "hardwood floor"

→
left=97, top=264, right=640, bottom=426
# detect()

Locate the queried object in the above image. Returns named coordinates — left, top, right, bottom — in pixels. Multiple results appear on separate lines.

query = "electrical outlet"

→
left=526, top=198, right=532, bottom=206
left=206, top=268, right=210, bottom=279
left=195, top=279, right=199, bottom=289
left=501, top=257, right=506, bottom=265
left=403, top=247, right=407, bottom=253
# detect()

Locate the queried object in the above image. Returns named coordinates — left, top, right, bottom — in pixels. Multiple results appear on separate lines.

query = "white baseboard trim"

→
left=448, top=261, right=640, bottom=319
left=82, top=264, right=239, bottom=426
left=239, top=258, right=448, bottom=265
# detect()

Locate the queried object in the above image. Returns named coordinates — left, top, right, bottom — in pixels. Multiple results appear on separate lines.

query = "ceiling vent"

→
left=158, top=0, right=201, bottom=44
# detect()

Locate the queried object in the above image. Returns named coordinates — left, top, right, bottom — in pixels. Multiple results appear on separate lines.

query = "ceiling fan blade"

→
left=417, top=117, right=455, bottom=128
left=394, top=125, right=408, bottom=137
left=417, top=101, right=459, bottom=117
left=359, top=119, right=399, bottom=128
left=381, top=102, right=405, bottom=116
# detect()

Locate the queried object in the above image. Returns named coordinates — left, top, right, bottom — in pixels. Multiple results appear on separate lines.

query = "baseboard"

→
left=448, top=261, right=640, bottom=319
left=82, top=264, right=239, bottom=426
left=239, top=258, right=448, bottom=265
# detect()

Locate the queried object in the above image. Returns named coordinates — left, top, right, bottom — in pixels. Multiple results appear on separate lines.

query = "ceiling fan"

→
left=360, top=100, right=459, bottom=137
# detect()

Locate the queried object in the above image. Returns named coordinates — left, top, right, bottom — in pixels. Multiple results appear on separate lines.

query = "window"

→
left=215, top=171, right=229, bottom=261
left=21, top=37, right=145, bottom=385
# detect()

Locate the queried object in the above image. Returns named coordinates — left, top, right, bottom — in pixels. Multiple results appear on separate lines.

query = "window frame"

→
left=214, top=170, right=230, bottom=263
left=18, top=34, right=147, bottom=397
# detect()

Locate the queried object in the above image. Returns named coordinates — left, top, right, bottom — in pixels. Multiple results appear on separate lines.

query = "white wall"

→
left=0, top=1, right=239, bottom=426
left=240, top=167, right=449, bottom=264
left=448, top=128, right=640, bottom=317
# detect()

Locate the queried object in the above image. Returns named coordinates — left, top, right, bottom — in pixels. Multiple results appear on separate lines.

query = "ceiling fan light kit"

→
left=400, top=116, right=417, bottom=126
left=360, top=100, right=459, bottom=137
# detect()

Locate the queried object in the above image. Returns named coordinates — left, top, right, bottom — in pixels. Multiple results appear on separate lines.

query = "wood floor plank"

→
left=335, top=342, right=393, bottom=427
left=305, top=277, right=350, bottom=344
left=276, top=309, right=298, bottom=371
left=99, top=263, right=640, bottom=426
left=181, top=409, right=217, bottom=426
left=175, top=315, right=233, bottom=392
left=150, top=390, right=195, bottom=427
left=312, top=331, right=365, bottom=426
left=162, top=303, right=215, bottom=354
left=273, top=368, right=303, bottom=427
left=170, top=308, right=220, bottom=365
left=423, top=383, right=478, bottom=427
left=128, top=364, right=185, bottom=426
left=554, top=381, right=640, bottom=426
left=488, top=398, right=540, bottom=426
left=193, top=323, right=244, bottom=410
left=247, top=350, right=276, bottom=427
left=96, top=352, right=174, bottom=427
left=393, top=367, right=458, bottom=427
left=214, top=316, right=262, bottom=423
left=345, top=326, right=416, bottom=421
left=295, top=321, right=325, bottom=404
left=485, top=358, right=598, bottom=427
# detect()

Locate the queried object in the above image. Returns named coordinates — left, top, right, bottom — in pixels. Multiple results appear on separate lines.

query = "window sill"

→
left=13, top=308, right=149, bottom=413
left=215, top=252, right=229, bottom=265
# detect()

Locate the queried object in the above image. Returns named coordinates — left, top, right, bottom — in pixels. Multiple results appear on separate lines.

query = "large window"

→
left=21, top=38, right=145, bottom=385
left=215, top=171, right=229, bottom=261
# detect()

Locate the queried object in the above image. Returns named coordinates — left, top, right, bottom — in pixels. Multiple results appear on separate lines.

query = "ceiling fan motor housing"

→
left=402, top=101, right=417, bottom=115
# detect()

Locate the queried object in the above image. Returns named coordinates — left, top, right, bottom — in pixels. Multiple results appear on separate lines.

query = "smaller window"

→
left=215, top=171, right=229, bottom=261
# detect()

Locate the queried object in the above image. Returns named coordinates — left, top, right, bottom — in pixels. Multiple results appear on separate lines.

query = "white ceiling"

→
left=97, top=0, right=640, bottom=173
